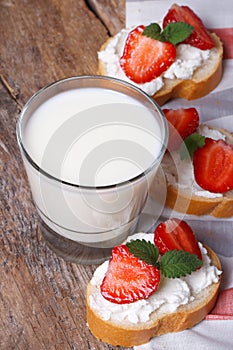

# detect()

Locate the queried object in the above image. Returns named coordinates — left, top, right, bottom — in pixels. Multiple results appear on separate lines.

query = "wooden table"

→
left=0, top=1, right=129, bottom=349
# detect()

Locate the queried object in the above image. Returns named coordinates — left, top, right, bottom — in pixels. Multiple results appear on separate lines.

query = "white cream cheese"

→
left=197, top=124, right=226, bottom=141
left=164, top=44, right=210, bottom=80
left=89, top=233, right=221, bottom=324
left=98, top=27, right=211, bottom=96
left=163, top=125, right=227, bottom=198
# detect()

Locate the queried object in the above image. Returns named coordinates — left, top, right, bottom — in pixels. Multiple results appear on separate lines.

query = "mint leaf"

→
left=142, top=23, right=163, bottom=41
left=180, top=133, right=206, bottom=160
left=126, top=239, right=159, bottom=266
left=162, top=22, right=194, bottom=45
left=160, top=250, right=203, bottom=278
left=142, top=22, right=193, bottom=45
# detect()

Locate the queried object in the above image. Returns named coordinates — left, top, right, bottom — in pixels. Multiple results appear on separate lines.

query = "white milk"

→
left=24, top=88, right=162, bottom=185
left=19, top=83, right=166, bottom=248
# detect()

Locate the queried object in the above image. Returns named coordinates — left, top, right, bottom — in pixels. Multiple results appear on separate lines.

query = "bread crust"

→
left=150, top=127, right=233, bottom=218
left=98, top=32, right=223, bottom=106
left=163, top=185, right=233, bottom=217
left=86, top=246, right=221, bottom=347
left=152, top=33, right=223, bottom=105
left=98, top=37, right=114, bottom=75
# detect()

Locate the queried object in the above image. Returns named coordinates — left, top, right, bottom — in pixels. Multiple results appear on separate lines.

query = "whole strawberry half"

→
left=163, top=108, right=199, bottom=151
left=163, top=4, right=215, bottom=50
left=120, top=25, right=176, bottom=83
left=100, top=245, right=160, bottom=304
left=154, top=218, right=202, bottom=261
left=193, top=138, right=233, bottom=193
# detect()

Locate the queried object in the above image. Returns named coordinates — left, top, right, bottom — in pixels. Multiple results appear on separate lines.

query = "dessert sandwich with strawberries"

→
left=97, top=4, right=223, bottom=106
left=150, top=107, right=233, bottom=218
left=86, top=218, right=222, bottom=347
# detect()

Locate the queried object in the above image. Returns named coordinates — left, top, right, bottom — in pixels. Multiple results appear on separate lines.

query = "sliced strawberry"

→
left=163, top=4, right=215, bottom=50
left=163, top=108, right=199, bottom=151
left=120, top=25, right=176, bottom=83
left=154, top=218, right=202, bottom=261
left=193, top=138, right=233, bottom=193
left=100, top=245, right=160, bottom=304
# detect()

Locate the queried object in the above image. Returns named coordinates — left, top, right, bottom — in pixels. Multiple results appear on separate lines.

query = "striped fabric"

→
left=207, top=288, right=233, bottom=320
left=211, top=28, right=233, bottom=59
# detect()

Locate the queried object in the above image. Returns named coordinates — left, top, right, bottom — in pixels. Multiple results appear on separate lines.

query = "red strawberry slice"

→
left=120, top=25, right=176, bottom=83
left=163, top=4, right=215, bottom=50
left=154, top=218, right=202, bottom=261
left=163, top=108, right=199, bottom=151
left=193, top=138, right=233, bottom=193
left=100, top=245, right=160, bottom=304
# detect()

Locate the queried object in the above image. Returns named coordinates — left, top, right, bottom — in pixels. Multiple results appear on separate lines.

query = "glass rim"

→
left=16, top=75, right=168, bottom=190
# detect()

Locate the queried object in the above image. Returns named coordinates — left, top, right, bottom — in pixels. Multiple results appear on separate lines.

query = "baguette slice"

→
left=98, top=32, right=223, bottom=106
left=150, top=126, right=233, bottom=218
left=162, top=185, right=233, bottom=218
left=86, top=245, right=221, bottom=347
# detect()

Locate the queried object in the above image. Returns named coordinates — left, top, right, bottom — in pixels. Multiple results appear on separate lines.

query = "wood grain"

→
left=0, top=1, right=128, bottom=349
left=87, top=0, right=125, bottom=36
left=0, top=0, right=124, bottom=105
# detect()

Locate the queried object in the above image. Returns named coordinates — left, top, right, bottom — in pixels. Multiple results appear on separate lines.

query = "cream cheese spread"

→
left=162, top=125, right=227, bottom=198
left=164, top=44, right=210, bottom=79
left=89, top=232, right=221, bottom=324
left=98, top=27, right=211, bottom=96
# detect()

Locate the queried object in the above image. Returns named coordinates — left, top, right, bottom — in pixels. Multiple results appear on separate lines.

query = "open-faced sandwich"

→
left=86, top=218, right=221, bottom=347
left=98, top=4, right=223, bottom=106
left=150, top=108, right=233, bottom=218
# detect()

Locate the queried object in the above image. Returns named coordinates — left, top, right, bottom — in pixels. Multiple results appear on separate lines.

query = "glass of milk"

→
left=16, top=76, right=168, bottom=264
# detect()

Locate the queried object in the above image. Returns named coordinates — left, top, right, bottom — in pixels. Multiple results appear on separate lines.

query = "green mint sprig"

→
left=180, top=133, right=206, bottom=160
left=142, top=22, right=194, bottom=46
left=125, top=239, right=160, bottom=267
left=160, top=249, right=203, bottom=278
left=126, top=239, right=203, bottom=278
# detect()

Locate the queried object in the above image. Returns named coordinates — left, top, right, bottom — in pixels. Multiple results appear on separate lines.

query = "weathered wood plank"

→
left=87, top=0, right=125, bottom=35
left=0, top=0, right=129, bottom=348
left=0, top=0, right=110, bottom=104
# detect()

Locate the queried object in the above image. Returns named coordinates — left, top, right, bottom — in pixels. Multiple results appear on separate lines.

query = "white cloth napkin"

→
left=134, top=320, right=233, bottom=350
left=125, top=1, right=233, bottom=349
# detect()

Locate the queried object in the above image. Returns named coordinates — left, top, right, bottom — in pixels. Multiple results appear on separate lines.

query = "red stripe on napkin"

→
left=210, top=28, right=233, bottom=59
left=206, top=288, right=233, bottom=320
